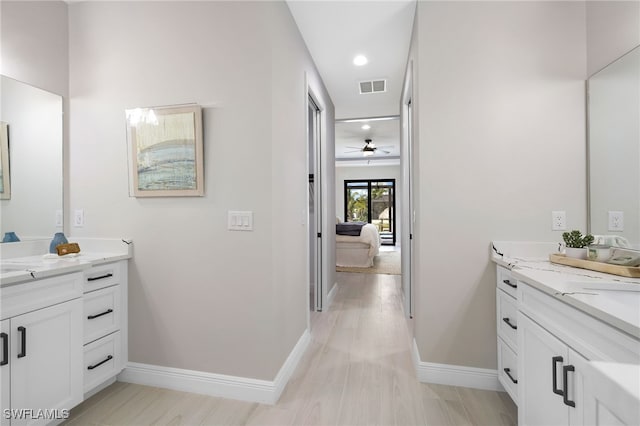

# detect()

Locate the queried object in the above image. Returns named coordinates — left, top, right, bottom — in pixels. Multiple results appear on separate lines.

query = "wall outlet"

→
left=608, top=211, right=624, bottom=231
left=73, top=209, right=85, bottom=227
left=551, top=211, right=566, bottom=231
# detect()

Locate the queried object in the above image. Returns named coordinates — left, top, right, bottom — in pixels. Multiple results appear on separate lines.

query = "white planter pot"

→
left=565, top=247, right=587, bottom=259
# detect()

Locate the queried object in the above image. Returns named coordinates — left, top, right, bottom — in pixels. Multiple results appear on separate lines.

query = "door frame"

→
left=400, top=60, right=415, bottom=319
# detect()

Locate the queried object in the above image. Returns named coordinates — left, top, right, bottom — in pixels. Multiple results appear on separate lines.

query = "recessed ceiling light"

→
left=361, top=124, right=371, bottom=130
left=353, top=55, right=368, bottom=66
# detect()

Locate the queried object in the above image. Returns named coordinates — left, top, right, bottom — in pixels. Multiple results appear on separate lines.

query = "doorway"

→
left=308, top=95, right=323, bottom=312
left=344, top=179, right=396, bottom=245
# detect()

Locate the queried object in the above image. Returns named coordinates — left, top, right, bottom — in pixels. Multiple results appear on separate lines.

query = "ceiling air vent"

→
left=359, top=79, right=386, bottom=94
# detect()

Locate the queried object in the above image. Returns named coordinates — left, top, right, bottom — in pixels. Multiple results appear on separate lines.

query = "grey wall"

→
left=1, top=0, right=70, bottom=234
left=408, top=1, right=588, bottom=369
left=68, top=1, right=334, bottom=381
left=586, top=1, right=640, bottom=76
left=0, top=1, right=68, bottom=97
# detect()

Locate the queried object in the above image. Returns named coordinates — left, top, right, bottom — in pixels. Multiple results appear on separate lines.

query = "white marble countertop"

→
left=491, top=242, right=640, bottom=339
left=1, top=238, right=132, bottom=287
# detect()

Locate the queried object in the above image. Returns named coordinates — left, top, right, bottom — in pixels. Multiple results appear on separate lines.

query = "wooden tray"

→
left=549, top=253, right=640, bottom=278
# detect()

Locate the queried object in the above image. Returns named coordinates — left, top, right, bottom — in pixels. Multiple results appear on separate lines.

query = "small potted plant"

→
left=562, top=230, right=594, bottom=259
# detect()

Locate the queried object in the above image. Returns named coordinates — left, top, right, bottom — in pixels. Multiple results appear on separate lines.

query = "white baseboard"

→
left=118, top=329, right=310, bottom=405
left=412, top=339, right=502, bottom=391
left=326, top=282, right=338, bottom=309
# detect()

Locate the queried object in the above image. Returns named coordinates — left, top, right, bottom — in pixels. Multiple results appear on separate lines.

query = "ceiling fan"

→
left=345, top=139, right=392, bottom=157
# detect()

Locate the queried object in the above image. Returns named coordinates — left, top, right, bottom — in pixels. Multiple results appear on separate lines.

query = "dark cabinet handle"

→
left=88, top=355, right=113, bottom=370
left=87, top=309, right=113, bottom=320
left=17, top=326, right=26, bottom=358
left=552, top=356, right=564, bottom=396
left=0, top=333, right=7, bottom=366
left=503, top=279, right=517, bottom=289
left=563, top=365, right=576, bottom=407
left=503, top=368, right=518, bottom=384
left=87, top=273, right=113, bottom=282
left=502, top=317, right=517, bottom=330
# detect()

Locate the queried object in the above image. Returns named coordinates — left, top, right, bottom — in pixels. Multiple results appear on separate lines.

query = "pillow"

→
left=336, top=216, right=342, bottom=223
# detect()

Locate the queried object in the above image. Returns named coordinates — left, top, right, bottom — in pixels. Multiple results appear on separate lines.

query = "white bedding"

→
left=336, top=223, right=381, bottom=258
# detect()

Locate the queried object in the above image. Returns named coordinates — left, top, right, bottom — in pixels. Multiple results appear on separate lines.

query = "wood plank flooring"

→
left=64, top=271, right=516, bottom=426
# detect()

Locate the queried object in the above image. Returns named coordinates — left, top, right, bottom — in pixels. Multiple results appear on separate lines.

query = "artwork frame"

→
left=0, top=122, right=10, bottom=200
left=126, top=104, right=204, bottom=197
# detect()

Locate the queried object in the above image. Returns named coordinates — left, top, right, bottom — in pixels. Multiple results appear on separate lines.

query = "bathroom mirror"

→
left=0, top=75, right=63, bottom=241
left=587, top=46, right=640, bottom=247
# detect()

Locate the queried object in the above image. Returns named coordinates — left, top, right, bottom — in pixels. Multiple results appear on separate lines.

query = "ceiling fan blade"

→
left=344, top=150, right=362, bottom=153
left=346, top=146, right=364, bottom=150
left=380, top=150, right=391, bottom=154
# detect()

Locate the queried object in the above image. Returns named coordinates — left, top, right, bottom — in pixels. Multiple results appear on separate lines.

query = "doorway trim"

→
left=400, top=60, right=415, bottom=319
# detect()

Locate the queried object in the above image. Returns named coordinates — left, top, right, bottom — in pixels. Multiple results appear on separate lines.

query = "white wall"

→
left=586, top=1, right=640, bottom=76
left=409, top=1, right=587, bottom=369
left=68, top=1, right=334, bottom=381
left=335, top=164, right=401, bottom=243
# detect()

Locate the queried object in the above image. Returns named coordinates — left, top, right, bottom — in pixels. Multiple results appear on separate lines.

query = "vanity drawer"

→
left=84, top=331, right=121, bottom=393
left=497, top=266, right=517, bottom=298
left=497, top=289, right=518, bottom=350
left=84, top=262, right=121, bottom=293
left=84, top=285, right=121, bottom=344
left=1, top=272, right=83, bottom=320
left=498, top=338, right=518, bottom=403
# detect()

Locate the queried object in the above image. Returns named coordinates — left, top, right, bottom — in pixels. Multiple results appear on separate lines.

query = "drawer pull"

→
left=1, top=332, right=7, bottom=366
left=503, top=367, right=518, bottom=384
left=552, top=356, right=564, bottom=396
left=503, top=279, right=517, bottom=289
left=17, top=326, right=26, bottom=358
left=87, top=355, right=113, bottom=370
left=87, top=273, right=113, bottom=282
left=563, top=365, right=576, bottom=407
left=502, top=317, right=517, bottom=330
left=87, top=309, right=113, bottom=320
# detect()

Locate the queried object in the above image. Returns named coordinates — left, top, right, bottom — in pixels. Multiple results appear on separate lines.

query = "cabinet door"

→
left=583, top=362, right=640, bottom=426
left=567, top=349, right=586, bottom=426
left=1, top=319, right=9, bottom=426
left=11, top=299, right=82, bottom=426
left=518, top=312, right=569, bottom=425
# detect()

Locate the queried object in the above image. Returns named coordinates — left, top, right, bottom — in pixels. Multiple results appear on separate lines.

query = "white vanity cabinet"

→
left=0, top=273, right=84, bottom=426
left=496, top=266, right=519, bottom=403
left=82, top=261, right=127, bottom=395
left=519, top=312, right=587, bottom=425
left=517, top=280, right=640, bottom=426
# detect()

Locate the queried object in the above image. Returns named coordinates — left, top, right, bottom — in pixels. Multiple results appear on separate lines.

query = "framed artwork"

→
left=126, top=104, right=203, bottom=197
left=0, top=122, right=10, bottom=200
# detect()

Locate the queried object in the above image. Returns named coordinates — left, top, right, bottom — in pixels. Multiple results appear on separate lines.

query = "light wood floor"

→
left=64, top=271, right=516, bottom=426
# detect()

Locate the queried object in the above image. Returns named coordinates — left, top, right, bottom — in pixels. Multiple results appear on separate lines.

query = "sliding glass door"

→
left=344, top=179, right=396, bottom=245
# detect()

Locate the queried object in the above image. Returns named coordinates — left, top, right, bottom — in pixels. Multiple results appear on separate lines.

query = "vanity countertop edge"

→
left=491, top=241, right=640, bottom=340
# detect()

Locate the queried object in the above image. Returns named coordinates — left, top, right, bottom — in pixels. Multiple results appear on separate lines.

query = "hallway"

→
left=64, top=272, right=516, bottom=425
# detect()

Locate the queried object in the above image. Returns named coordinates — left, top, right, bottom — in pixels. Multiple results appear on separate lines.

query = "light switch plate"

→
left=228, top=211, right=253, bottom=231
left=55, top=210, right=63, bottom=227
left=73, top=209, right=84, bottom=227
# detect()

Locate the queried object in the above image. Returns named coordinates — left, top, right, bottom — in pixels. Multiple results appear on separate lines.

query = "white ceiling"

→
left=287, top=0, right=416, bottom=165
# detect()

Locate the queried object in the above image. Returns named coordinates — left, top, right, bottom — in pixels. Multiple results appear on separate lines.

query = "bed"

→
left=336, top=222, right=381, bottom=268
